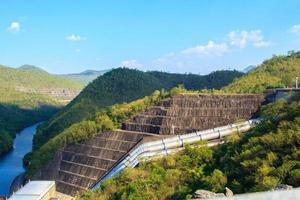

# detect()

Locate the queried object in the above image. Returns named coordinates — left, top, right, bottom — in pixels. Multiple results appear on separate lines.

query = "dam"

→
left=33, top=93, right=265, bottom=196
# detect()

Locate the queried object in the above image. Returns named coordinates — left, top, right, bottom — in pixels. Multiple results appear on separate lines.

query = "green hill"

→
left=33, top=68, right=243, bottom=149
left=25, top=52, right=300, bottom=197
left=58, top=69, right=110, bottom=85
left=76, top=52, right=300, bottom=200
left=0, top=64, right=84, bottom=155
left=0, top=65, right=82, bottom=93
left=224, top=51, right=300, bottom=93
left=79, top=94, right=300, bottom=200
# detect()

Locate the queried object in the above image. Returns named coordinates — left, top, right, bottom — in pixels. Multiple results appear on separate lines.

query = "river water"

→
left=0, top=123, right=39, bottom=196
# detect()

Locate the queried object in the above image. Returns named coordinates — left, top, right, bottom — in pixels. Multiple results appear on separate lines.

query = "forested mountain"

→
left=224, top=51, right=300, bottom=93
left=26, top=52, right=300, bottom=197
left=58, top=69, right=110, bottom=85
left=33, top=68, right=243, bottom=149
left=77, top=52, right=300, bottom=200
left=79, top=93, right=300, bottom=200
left=149, top=70, right=243, bottom=90
left=0, top=65, right=83, bottom=94
left=0, top=64, right=83, bottom=155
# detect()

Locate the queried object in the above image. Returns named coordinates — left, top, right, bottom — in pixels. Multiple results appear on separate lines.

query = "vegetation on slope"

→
left=149, top=70, right=243, bottom=90
left=78, top=94, right=300, bottom=200
left=0, top=102, right=59, bottom=155
left=224, top=51, right=300, bottom=93
left=33, top=68, right=242, bottom=149
left=25, top=90, right=167, bottom=178
left=0, top=65, right=82, bottom=92
left=0, top=64, right=83, bottom=155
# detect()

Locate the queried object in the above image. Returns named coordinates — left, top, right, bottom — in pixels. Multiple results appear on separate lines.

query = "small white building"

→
left=9, top=181, right=55, bottom=200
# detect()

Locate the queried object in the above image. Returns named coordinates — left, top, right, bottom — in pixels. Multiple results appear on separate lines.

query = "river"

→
left=0, top=123, right=39, bottom=196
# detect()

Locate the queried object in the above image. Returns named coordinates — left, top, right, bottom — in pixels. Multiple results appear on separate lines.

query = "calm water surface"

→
left=0, top=123, right=39, bottom=196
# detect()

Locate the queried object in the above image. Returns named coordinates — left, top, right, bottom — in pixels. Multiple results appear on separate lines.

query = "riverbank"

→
left=0, top=123, right=40, bottom=196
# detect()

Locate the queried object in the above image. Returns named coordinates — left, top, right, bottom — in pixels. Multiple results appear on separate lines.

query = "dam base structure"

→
left=34, top=93, right=265, bottom=196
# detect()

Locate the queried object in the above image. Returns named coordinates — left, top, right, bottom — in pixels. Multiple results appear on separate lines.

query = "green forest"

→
left=224, top=51, right=300, bottom=93
left=78, top=93, right=300, bottom=200
left=33, top=68, right=242, bottom=150
left=24, top=67, right=241, bottom=178
left=24, top=90, right=166, bottom=178
left=0, top=64, right=83, bottom=155
left=20, top=51, right=300, bottom=198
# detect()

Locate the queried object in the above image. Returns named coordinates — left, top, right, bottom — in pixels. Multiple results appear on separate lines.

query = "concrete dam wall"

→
left=122, top=94, right=265, bottom=134
left=34, top=93, right=265, bottom=196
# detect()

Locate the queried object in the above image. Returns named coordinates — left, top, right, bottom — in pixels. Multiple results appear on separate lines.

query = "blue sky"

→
left=1, top=0, right=300, bottom=74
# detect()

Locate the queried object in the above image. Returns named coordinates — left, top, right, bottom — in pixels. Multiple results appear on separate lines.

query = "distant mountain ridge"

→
left=242, top=65, right=256, bottom=73
left=18, top=64, right=49, bottom=73
left=0, top=64, right=83, bottom=102
left=58, top=69, right=110, bottom=85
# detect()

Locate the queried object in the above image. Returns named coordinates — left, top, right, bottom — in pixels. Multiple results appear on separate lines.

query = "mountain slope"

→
left=224, top=52, right=300, bottom=93
left=33, top=68, right=243, bottom=149
left=0, top=64, right=84, bottom=155
left=79, top=94, right=300, bottom=200
left=58, top=69, right=110, bottom=85
left=0, top=65, right=83, bottom=102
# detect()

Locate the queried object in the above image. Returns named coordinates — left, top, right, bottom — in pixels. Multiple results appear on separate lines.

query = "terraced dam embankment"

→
left=33, top=93, right=265, bottom=196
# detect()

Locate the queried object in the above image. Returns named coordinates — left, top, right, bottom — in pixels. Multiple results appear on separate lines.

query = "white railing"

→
left=90, top=119, right=261, bottom=190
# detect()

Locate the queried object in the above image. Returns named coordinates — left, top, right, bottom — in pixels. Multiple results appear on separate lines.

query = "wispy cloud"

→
left=290, top=24, right=300, bottom=35
left=66, top=34, right=85, bottom=41
left=7, top=21, right=20, bottom=33
left=228, top=30, right=270, bottom=48
left=181, top=41, right=228, bottom=57
left=120, top=59, right=143, bottom=68
left=151, top=29, right=270, bottom=73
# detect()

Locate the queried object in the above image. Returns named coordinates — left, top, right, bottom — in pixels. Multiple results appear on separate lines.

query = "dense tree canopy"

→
left=224, top=51, right=300, bottom=93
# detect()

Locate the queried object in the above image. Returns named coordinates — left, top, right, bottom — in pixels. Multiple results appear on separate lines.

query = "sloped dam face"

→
left=34, top=94, right=265, bottom=196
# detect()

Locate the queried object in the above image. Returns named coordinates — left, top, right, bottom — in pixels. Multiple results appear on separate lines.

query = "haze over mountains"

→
left=0, top=64, right=83, bottom=155
left=18, top=65, right=110, bottom=86
left=57, top=69, right=110, bottom=85
left=242, top=65, right=256, bottom=73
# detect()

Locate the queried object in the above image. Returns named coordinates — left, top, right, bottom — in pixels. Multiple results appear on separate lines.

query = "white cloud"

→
left=290, top=24, right=300, bottom=34
left=228, top=30, right=270, bottom=48
left=181, top=41, right=228, bottom=56
left=120, top=59, right=143, bottom=68
left=7, top=21, right=20, bottom=33
left=151, top=29, right=271, bottom=73
left=66, top=34, right=85, bottom=41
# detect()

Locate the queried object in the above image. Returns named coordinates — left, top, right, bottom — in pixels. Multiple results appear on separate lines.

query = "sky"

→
left=1, top=0, right=300, bottom=74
